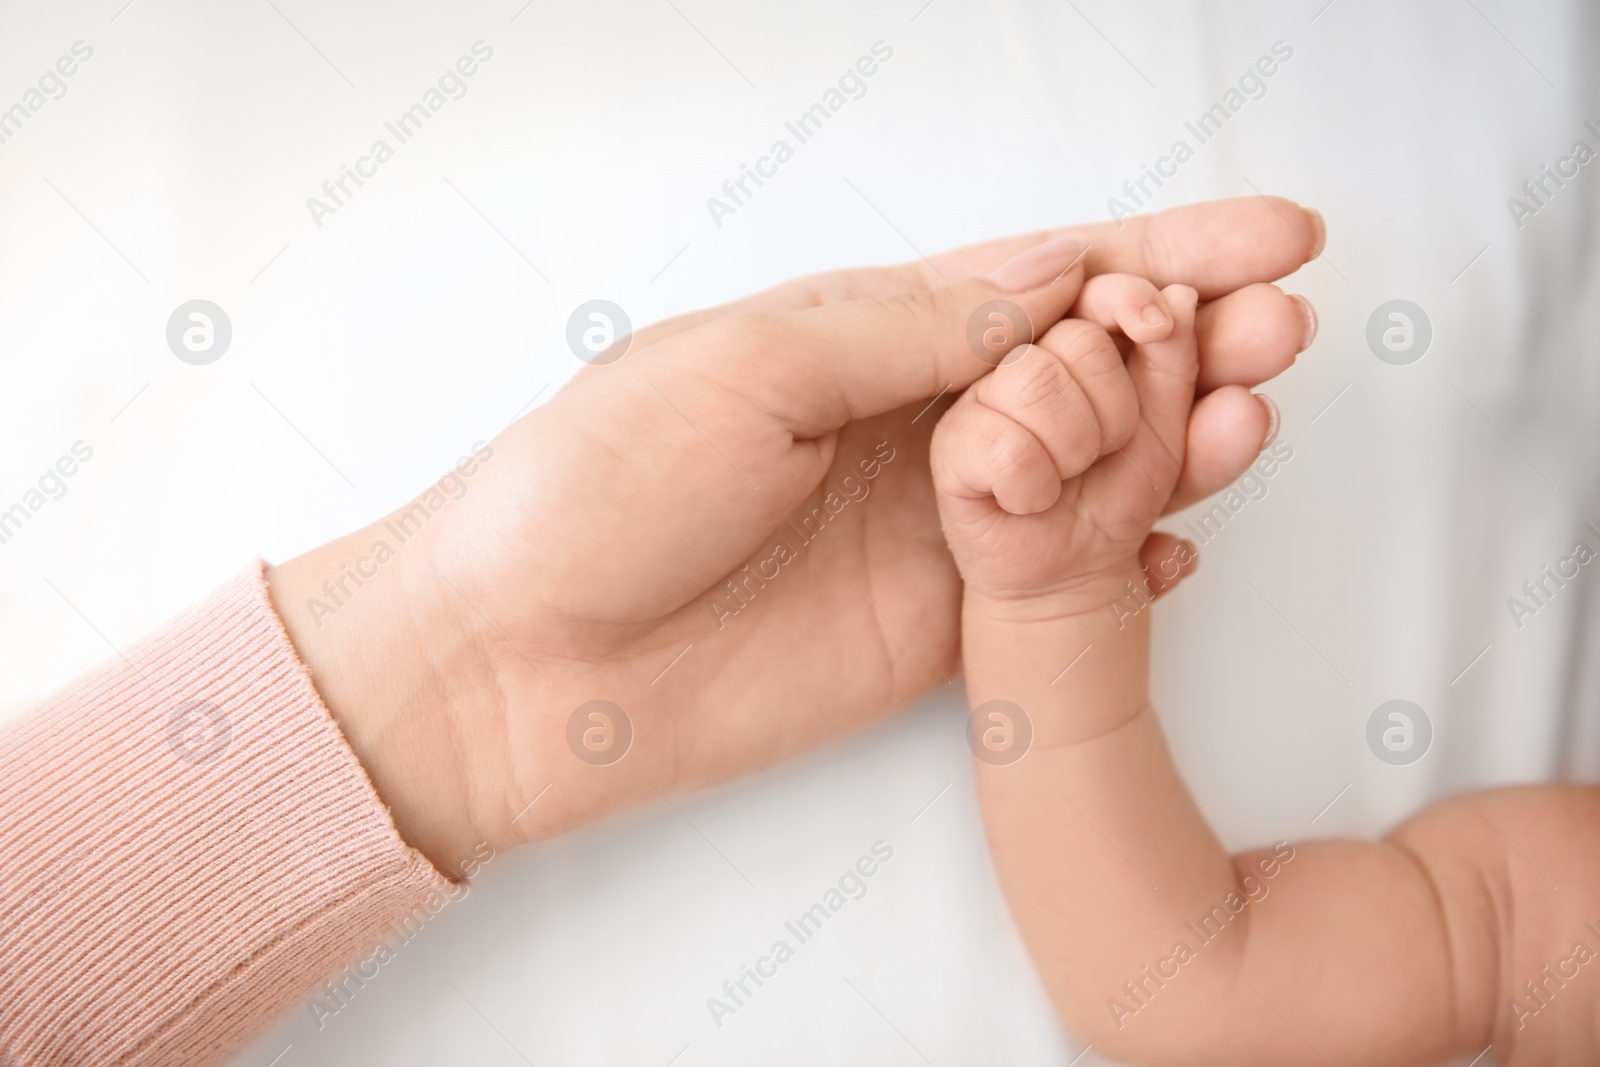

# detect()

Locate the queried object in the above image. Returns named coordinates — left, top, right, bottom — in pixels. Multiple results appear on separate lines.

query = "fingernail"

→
left=1141, top=302, right=1171, bottom=328
left=1291, top=294, right=1318, bottom=351
left=1257, top=393, right=1281, bottom=449
left=1305, top=208, right=1327, bottom=258
left=987, top=235, right=1087, bottom=292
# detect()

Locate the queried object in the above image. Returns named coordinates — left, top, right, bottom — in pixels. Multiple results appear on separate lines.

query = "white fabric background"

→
left=0, top=1, right=1594, bottom=1064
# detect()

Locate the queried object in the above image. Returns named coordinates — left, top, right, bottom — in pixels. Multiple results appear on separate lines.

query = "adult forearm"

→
left=0, top=567, right=458, bottom=1066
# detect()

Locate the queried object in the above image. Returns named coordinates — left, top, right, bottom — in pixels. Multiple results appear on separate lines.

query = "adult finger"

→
left=925, top=196, right=1324, bottom=300
left=1164, top=385, right=1277, bottom=513
left=648, top=235, right=1093, bottom=436
left=626, top=263, right=927, bottom=353
left=1194, top=283, right=1318, bottom=394
left=572, top=196, right=1323, bottom=381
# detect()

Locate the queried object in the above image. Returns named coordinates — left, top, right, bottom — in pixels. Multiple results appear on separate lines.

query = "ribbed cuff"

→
left=0, top=563, right=455, bottom=1067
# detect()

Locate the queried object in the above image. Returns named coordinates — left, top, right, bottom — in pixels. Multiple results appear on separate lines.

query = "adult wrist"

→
left=266, top=520, right=498, bottom=876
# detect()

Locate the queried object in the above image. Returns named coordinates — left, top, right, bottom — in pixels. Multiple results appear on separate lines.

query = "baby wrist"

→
left=961, top=560, right=1152, bottom=628
left=961, top=582, right=1152, bottom=751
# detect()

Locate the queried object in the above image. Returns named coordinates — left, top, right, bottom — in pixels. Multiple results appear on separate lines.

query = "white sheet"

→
left=0, top=1, right=1590, bottom=1063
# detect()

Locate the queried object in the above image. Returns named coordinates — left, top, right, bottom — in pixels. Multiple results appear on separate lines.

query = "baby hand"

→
left=931, top=274, right=1203, bottom=616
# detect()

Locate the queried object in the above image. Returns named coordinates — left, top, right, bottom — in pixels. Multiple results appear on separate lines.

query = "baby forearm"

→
left=964, top=585, right=1486, bottom=1065
left=964, top=587, right=1252, bottom=1050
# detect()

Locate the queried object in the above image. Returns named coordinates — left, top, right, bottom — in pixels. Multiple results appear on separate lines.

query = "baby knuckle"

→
left=983, top=419, right=1039, bottom=476
left=1058, top=323, right=1123, bottom=373
left=1056, top=418, right=1102, bottom=474
left=997, top=348, right=1071, bottom=412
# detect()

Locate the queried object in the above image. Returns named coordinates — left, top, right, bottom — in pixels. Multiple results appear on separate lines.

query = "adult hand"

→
left=268, top=197, right=1323, bottom=872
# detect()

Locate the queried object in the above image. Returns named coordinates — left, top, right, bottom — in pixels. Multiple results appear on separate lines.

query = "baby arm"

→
left=934, top=279, right=1600, bottom=1065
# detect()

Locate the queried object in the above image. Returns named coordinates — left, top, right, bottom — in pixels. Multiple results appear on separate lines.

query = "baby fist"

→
left=931, top=281, right=1201, bottom=613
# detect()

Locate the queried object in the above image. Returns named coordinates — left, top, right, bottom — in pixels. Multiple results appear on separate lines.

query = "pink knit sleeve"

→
left=0, top=563, right=456, bottom=1067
